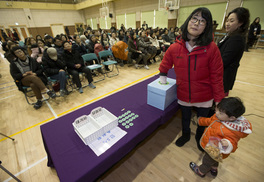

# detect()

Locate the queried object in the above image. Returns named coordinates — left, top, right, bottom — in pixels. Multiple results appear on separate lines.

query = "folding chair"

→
left=47, top=74, right=73, bottom=96
left=82, top=53, right=105, bottom=83
left=14, top=79, right=50, bottom=105
left=98, top=50, right=119, bottom=78
left=21, top=86, right=49, bottom=105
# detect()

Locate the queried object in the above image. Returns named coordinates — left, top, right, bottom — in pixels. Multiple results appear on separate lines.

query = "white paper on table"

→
left=88, top=127, right=127, bottom=156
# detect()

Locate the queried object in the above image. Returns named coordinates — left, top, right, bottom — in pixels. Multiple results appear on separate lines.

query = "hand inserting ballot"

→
left=159, top=76, right=167, bottom=85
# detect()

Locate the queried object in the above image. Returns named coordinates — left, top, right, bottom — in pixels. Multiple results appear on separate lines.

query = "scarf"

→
left=14, top=56, right=30, bottom=74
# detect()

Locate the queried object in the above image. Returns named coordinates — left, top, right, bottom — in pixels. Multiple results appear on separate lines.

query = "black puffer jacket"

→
left=63, top=49, right=85, bottom=70
left=42, top=49, right=66, bottom=77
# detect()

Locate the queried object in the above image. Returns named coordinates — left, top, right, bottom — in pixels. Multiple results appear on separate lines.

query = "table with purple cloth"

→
left=40, top=69, right=179, bottom=182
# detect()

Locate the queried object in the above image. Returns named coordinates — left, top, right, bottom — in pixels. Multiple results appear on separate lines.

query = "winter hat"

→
left=47, top=47, right=57, bottom=60
left=11, top=46, right=27, bottom=56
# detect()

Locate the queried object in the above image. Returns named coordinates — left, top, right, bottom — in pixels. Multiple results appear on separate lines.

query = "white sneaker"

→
left=135, top=64, right=139, bottom=69
left=144, top=65, right=149, bottom=70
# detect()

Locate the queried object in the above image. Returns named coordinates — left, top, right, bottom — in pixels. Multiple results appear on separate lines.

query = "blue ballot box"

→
left=147, top=78, right=177, bottom=110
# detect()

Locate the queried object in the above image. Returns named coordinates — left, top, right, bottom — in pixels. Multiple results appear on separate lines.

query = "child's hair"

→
left=217, top=97, right=245, bottom=118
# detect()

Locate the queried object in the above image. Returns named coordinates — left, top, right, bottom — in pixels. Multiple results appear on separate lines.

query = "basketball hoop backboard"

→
left=159, top=0, right=180, bottom=11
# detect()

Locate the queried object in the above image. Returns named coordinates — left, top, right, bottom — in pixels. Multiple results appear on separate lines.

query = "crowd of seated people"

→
left=1, top=24, right=180, bottom=109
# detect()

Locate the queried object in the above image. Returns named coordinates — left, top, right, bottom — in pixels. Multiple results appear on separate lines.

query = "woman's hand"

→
left=159, top=76, right=167, bottom=84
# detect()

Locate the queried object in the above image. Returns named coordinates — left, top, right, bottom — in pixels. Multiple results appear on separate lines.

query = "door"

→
left=20, top=28, right=28, bottom=41
left=50, top=24, right=65, bottom=37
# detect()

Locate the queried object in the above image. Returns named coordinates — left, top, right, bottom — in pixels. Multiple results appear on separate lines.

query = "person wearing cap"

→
left=42, top=47, right=68, bottom=97
left=62, top=41, right=96, bottom=93
left=10, top=46, right=56, bottom=109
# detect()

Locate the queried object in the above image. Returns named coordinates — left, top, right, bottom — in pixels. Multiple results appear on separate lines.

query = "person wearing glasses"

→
left=159, top=7, right=225, bottom=151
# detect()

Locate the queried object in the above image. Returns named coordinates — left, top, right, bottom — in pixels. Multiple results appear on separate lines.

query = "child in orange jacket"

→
left=190, top=97, right=252, bottom=177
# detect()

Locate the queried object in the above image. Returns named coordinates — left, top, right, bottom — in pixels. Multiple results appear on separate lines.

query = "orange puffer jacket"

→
left=198, top=114, right=252, bottom=159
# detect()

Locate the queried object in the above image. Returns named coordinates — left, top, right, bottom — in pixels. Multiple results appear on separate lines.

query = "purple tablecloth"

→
left=41, top=69, right=179, bottom=182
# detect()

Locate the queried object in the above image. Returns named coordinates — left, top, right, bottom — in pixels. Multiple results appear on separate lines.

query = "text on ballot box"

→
left=147, top=78, right=177, bottom=110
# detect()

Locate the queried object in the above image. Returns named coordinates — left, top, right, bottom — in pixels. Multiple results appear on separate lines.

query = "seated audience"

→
left=149, top=32, right=162, bottom=61
left=42, top=47, right=68, bottom=97
left=109, top=32, right=119, bottom=47
left=127, top=31, right=150, bottom=70
left=26, top=37, right=36, bottom=55
left=72, top=35, right=87, bottom=56
left=168, top=27, right=176, bottom=43
left=10, top=46, right=55, bottom=109
left=53, top=37, right=64, bottom=56
left=87, top=35, right=98, bottom=53
left=80, top=35, right=89, bottom=46
left=118, top=29, right=125, bottom=41
left=124, top=31, right=130, bottom=44
left=37, top=39, right=47, bottom=50
left=36, top=35, right=42, bottom=41
left=44, top=35, right=53, bottom=47
left=138, top=31, right=153, bottom=63
left=101, top=33, right=110, bottom=50
left=62, top=41, right=96, bottom=93
left=4, top=41, right=18, bottom=63
left=31, top=44, right=44, bottom=63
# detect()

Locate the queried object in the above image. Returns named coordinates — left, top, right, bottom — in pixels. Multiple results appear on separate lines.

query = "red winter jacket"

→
left=159, top=38, right=225, bottom=103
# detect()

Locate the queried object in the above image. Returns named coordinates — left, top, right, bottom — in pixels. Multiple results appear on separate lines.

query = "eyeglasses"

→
left=190, top=17, right=206, bottom=26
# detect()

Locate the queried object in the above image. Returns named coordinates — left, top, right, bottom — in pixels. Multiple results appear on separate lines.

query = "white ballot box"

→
left=73, top=107, right=118, bottom=145
left=147, top=78, right=177, bottom=110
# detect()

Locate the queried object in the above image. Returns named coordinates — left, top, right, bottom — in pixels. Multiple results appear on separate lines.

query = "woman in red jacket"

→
left=159, top=7, right=225, bottom=151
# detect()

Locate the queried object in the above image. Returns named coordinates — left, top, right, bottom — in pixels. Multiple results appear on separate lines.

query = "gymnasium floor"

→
left=0, top=48, right=264, bottom=182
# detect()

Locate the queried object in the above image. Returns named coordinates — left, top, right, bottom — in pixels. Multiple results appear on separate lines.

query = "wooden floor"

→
left=0, top=48, right=264, bottom=182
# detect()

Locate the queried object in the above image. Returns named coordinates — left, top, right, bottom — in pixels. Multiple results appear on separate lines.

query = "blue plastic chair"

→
left=98, top=50, right=119, bottom=78
left=82, top=53, right=105, bottom=83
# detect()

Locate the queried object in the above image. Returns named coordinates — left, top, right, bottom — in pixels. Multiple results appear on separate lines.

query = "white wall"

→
left=0, top=8, right=85, bottom=28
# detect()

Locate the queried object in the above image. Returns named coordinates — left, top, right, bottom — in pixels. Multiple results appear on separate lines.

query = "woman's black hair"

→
left=252, top=17, right=260, bottom=25
left=181, top=7, right=213, bottom=46
left=11, top=46, right=27, bottom=56
left=129, top=31, right=136, bottom=40
left=61, top=34, right=68, bottom=41
left=217, top=97, right=245, bottom=118
left=2, top=42, right=8, bottom=52
left=62, top=41, right=70, bottom=48
left=150, top=31, right=155, bottom=38
left=227, top=7, right=250, bottom=36
left=36, top=35, right=42, bottom=40
left=37, top=39, right=45, bottom=45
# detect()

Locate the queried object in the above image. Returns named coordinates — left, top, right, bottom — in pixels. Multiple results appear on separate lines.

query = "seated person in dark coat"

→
left=10, top=46, right=55, bottom=109
left=42, top=47, right=68, bottom=97
left=72, top=35, right=87, bottom=56
left=62, top=41, right=96, bottom=93
left=53, top=37, right=64, bottom=56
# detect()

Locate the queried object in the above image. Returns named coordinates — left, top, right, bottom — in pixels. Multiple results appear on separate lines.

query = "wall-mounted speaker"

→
left=109, top=13, right=113, bottom=18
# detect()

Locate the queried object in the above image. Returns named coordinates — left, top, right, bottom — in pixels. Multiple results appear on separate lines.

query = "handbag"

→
left=52, top=81, right=60, bottom=92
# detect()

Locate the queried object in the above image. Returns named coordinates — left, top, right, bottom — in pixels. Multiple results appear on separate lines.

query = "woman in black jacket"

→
left=246, top=17, right=261, bottom=51
left=10, top=46, right=55, bottom=109
left=62, top=41, right=96, bottom=93
left=218, top=7, right=250, bottom=95
left=42, top=47, right=68, bottom=96
left=127, top=31, right=149, bottom=69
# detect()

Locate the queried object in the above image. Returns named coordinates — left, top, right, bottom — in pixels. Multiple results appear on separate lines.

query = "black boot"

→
left=195, top=126, right=205, bottom=152
left=175, top=131, right=190, bottom=147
